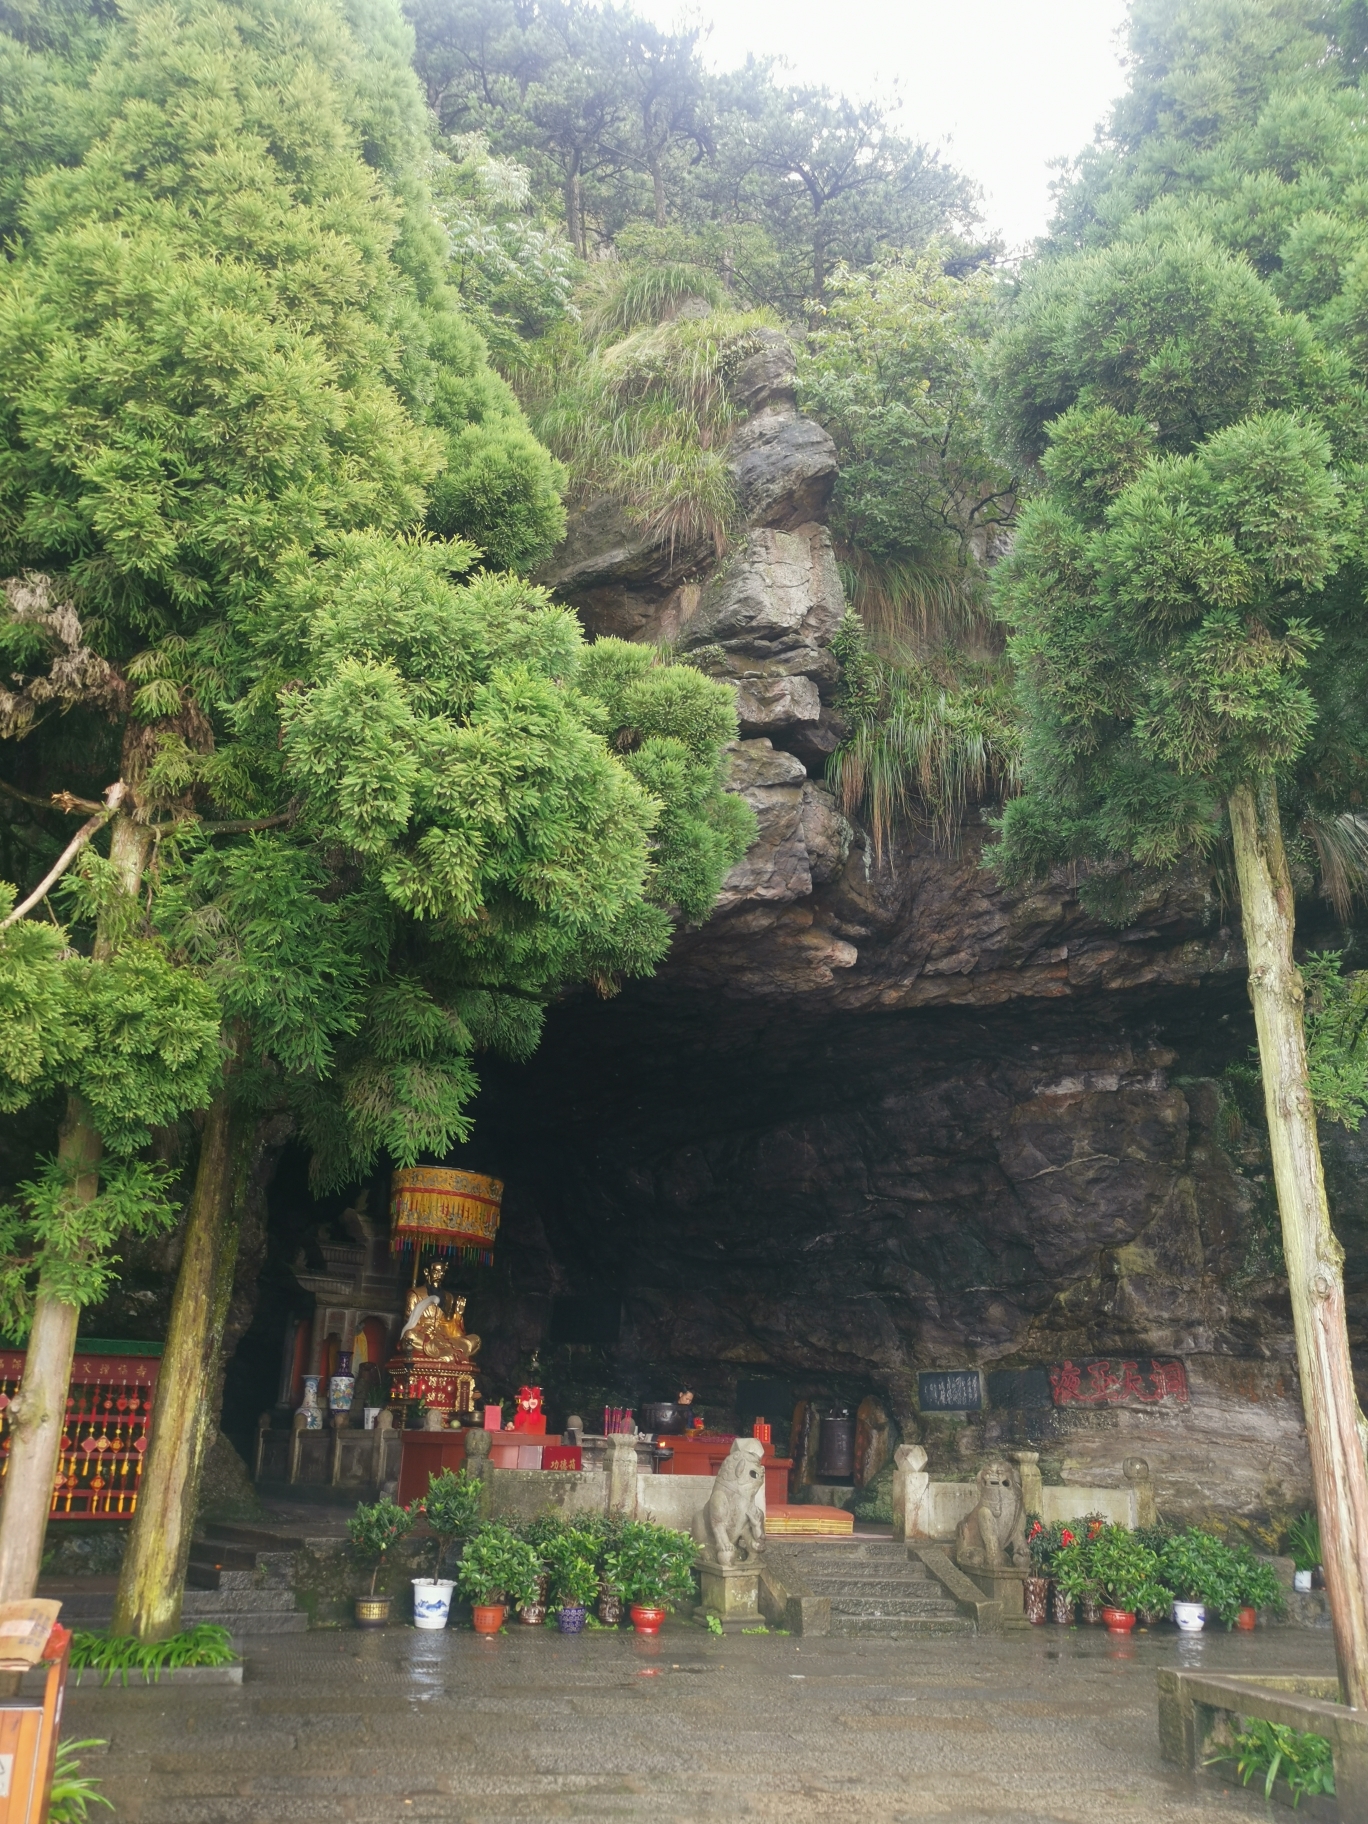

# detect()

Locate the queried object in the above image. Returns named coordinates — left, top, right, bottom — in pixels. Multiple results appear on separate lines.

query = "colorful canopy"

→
left=389, top=1167, right=503, bottom=1266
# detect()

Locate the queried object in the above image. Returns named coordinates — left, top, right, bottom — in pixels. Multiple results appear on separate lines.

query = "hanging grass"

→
left=827, top=610, right=1020, bottom=860
left=524, top=267, right=778, bottom=560
left=69, top=1623, right=237, bottom=1684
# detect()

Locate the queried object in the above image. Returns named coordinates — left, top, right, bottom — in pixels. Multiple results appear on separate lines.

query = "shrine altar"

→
left=657, top=1433, right=792, bottom=1507
left=396, top=1429, right=580, bottom=1504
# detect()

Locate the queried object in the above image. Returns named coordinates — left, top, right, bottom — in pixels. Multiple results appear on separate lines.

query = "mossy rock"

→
left=196, top=1432, right=264, bottom=1523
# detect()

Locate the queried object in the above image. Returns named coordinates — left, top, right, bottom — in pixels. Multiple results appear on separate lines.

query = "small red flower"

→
left=1060, top=1529, right=1076, bottom=1546
left=1029, top=1520, right=1043, bottom=1537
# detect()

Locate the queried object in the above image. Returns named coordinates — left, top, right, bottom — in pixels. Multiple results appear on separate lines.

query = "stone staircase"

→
left=774, top=1537, right=974, bottom=1639
left=47, top=1522, right=309, bottom=1636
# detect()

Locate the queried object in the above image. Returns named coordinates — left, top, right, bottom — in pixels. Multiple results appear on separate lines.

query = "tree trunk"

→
left=564, top=156, right=584, bottom=259
left=0, top=1096, right=100, bottom=1601
left=111, top=1054, right=247, bottom=1640
left=650, top=156, right=666, bottom=228
left=1229, top=776, right=1368, bottom=1709
left=0, top=808, right=148, bottom=1602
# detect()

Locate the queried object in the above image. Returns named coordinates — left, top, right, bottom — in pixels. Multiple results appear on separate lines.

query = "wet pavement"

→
left=63, top=1620, right=1338, bottom=1823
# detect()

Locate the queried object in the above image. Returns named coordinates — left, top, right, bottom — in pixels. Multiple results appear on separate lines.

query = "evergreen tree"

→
left=0, top=0, right=749, bottom=1633
left=983, top=223, right=1368, bottom=1702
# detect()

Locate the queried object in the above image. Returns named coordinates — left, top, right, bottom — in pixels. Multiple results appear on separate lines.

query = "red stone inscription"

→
left=1048, top=1358, right=1189, bottom=1407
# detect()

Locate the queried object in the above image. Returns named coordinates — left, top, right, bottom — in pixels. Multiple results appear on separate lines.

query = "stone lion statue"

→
left=954, top=1457, right=1028, bottom=1570
left=692, top=1438, right=766, bottom=1567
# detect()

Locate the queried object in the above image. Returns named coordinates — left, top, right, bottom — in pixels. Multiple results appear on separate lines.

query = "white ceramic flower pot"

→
left=1294, top=1569, right=1313, bottom=1593
left=1173, top=1600, right=1205, bottom=1632
left=412, top=1579, right=456, bottom=1629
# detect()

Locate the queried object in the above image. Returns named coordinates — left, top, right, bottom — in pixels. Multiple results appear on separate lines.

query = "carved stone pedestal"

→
left=698, top=1560, right=761, bottom=1631
left=957, top=1561, right=1030, bottom=1629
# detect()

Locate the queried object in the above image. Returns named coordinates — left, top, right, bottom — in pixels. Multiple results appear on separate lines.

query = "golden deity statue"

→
left=399, top=1260, right=481, bottom=1365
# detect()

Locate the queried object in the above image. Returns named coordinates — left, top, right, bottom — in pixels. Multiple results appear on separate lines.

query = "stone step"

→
left=182, top=1587, right=298, bottom=1615
left=188, top=1542, right=260, bottom=1574
left=829, top=1613, right=975, bottom=1639
left=781, top=1544, right=912, bottom=1563
left=828, top=1595, right=962, bottom=1619
left=185, top=1566, right=252, bottom=1592
left=803, top=1576, right=946, bottom=1599
left=201, top=1522, right=306, bottom=1553
left=48, top=1589, right=307, bottom=1634
left=192, top=1610, right=310, bottom=1635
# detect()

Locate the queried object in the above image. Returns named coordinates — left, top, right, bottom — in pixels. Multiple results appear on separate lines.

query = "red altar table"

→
left=657, top=1433, right=792, bottom=1507
left=397, top=1429, right=575, bottom=1503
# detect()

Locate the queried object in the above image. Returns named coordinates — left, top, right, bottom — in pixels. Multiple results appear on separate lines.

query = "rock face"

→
left=242, top=319, right=1353, bottom=1539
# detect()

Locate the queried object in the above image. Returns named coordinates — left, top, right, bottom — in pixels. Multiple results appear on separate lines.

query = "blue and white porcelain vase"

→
left=329, top=1351, right=355, bottom=1414
left=298, top=1375, right=323, bottom=1430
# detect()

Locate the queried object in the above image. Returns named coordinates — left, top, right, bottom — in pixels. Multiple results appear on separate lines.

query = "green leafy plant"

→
left=1209, top=1718, right=1336, bottom=1806
left=540, top=1531, right=600, bottom=1610
left=705, top=1613, right=723, bottom=1636
left=1158, top=1530, right=1245, bottom=1623
left=68, top=1625, right=236, bottom=1685
left=455, top=1523, right=542, bottom=1609
left=346, top=1496, right=415, bottom=1597
left=1025, top=1516, right=1078, bottom=1573
left=1232, top=1545, right=1285, bottom=1617
left=1288, top=1512, right=1323, bottom=1574
left=601, top=1520, right=697, bottom=1611
left=48, top=1739, right=113, bottom=1823
left=1054, top=1523, right=1165, bottom=1615
left=420, top=1468, right=483, bottom=1576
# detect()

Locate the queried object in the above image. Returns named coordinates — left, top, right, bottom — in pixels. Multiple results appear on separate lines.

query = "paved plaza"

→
left=64, top=1622, right=1338, bottom=1823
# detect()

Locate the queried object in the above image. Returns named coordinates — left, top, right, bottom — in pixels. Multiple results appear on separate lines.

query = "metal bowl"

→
left=640, top=1401, right=688, bottom=1434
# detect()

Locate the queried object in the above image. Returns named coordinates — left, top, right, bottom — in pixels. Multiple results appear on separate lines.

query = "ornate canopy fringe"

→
left=389, top=1167, right=503, bottom=1267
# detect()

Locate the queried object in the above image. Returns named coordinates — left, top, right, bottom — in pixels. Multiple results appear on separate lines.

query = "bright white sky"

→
left=635, top=0, right=1133, bottom=252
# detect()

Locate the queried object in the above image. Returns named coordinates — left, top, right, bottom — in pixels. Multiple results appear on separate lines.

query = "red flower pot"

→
left=1101, top=1607, right=1136, bottom=1632
left=630, top=1604, right=666, bottom=1635
left=472, top=1604, right=507, bottom=1635
left=1234, top=1606, right=1257, bottom=1631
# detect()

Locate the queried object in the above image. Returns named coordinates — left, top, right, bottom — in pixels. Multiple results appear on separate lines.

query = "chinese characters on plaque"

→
left=917, top=1370, right=984, bottom=1413
left=1047, top=1358, right=1189, bottom=1407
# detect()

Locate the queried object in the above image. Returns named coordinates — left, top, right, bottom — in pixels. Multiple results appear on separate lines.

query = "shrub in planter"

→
left=541, top=1533, right=601, bottom=1609
left=420, top=1469, right=484, bottom=1578
left=1059, top=1524, right=1164, bottom=1620
left=1158, top=1529, right=1245, bottom=1626
left=1232, top=1544, right=1285, bottom=1622
left=455, top=1524, right=542, bottom=1611
left=601, top=1521, right=697, bottom=1615
left=347, top=1497, right=415, bottom=1598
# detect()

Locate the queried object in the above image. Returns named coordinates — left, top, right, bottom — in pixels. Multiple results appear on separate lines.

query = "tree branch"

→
left=196, top=811, right=295, bottom=835
left=1, top=783, right=126, bottom=928
left=0, top=780, right=104, bottom=817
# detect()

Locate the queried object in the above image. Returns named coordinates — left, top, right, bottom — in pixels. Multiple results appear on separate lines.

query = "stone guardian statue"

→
left=954, top=1456, right=1029, bottom=1570
left=692, top=1438, right=766, bottom=1567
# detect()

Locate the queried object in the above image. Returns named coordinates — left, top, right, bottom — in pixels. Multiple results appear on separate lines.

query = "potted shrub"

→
left=1287, top=1512, right=1322, bottom=1593
left=602, top=1521, right=697, bottom=1635
left=347, top=1496, right=415, bottom=1628
left=1156, top=1529, right=1238, bottom=1632
left=1232, top=1544, right=1285, bottom=1630
left=1023, top=1515, right=1052, bottom=1625
left=542, top=1532, right=601, bottom=1634
left=1091, top=1526, right=1167, bottom=1631
left=412, top=1468, right=483, bottom=1630
left=456, top=1524, right=541, bottom=1634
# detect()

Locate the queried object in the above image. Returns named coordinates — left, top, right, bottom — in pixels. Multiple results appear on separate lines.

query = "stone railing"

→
left=891, top=1446, right=1157, bottom=1541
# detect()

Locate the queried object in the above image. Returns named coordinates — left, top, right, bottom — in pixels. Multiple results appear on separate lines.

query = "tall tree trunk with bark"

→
left=112, top=1039, right=247, bottom=1640
left=0, top=1095, right=100, bottom=1601
left=564, top=154, right=584, bottom=258
left=1229, top=776, right=1368, bottom=1709
left=0, top=809, right=149, bottom=1601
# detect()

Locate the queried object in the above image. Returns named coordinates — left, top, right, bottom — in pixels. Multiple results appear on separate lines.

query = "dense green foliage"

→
left=347, top=1494, right=415, bottom=1594
left=406, top=0, right=981, bottom=310
left=1214, top=1716, right=1336, bottom=1804
left=48, top=1738, right=113, bottom=1823
left=0, top=0, right=751, bottom=1328
left=455, top=1520, right=542, bottom=1606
